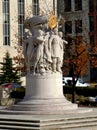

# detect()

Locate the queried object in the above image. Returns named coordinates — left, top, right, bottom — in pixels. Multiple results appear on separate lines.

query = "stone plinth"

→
left=8, top=73, right=78, bottom=114
left=26, top=73, right=65, bottom=99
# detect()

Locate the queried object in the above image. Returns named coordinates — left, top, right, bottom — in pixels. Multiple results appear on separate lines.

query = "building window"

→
left=96, top=1, right=97, bottom=11
left=18, top=0, right=24, bottom=45
left=75, top=0, right=82, bottom=11
left=96, top=16, right=97, bottom=31
left=89, top=0, right=94, bottom=12
left=32, top=0, right=39, bottom=15
left=53, top=0, right=55, bottom=13
left=89, top=16, right=94, bottom=32
left=75, top=20, right=82, bottom=33
left=90, top=35, right=95, bottom=47
left=2, top=0, right=10, bottom=45
left=65, top=21, right=72, bottom=34
left=64, top=0, right=71, bottom=12
left=18, top=0, right=24, bottom=2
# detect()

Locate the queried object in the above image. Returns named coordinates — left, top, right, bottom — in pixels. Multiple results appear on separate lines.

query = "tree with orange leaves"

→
left=62, top=36, right=89, bottom=103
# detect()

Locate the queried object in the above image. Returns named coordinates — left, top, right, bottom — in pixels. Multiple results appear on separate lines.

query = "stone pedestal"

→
left=9, top=73, right=78, bottom=114
left=26, top=73, right=64, bottom=99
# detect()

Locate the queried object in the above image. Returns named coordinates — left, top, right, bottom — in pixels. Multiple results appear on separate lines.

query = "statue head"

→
left=58, top=31, right=63, bottom=38
left=24, top=15, right=48, bottom=29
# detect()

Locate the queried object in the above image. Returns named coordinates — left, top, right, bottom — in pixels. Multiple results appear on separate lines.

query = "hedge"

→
left=63, top=86, right=97, bottom=97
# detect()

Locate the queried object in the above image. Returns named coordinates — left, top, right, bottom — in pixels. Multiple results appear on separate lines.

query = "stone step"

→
left=41, top=115, right=97, bottom=129
left=9, top=103, right=77, bottom=111
left=64, top=126, right=97, bottom=130
left=43, top=120, right=97, bottom=129
left=60, top=122, right=97, bottom=129
left=0, top=120, right=40, bottom=127
left=0, top=124, right=40, bottom=130
left=0, top=118, right=40, bottom=129
left=0, top=107, right=92, bottom=115
left=0, top=108, right=97, bottom=130
left=41, top=114, right=97, bottom=124
left=41, top=118, right=97, bottom=126
left=0, top=115, right=97, bottom=130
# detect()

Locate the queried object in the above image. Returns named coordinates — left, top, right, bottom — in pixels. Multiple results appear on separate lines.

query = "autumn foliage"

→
left=62, top=36, right=90, bottom=103
left=63, top=36, right=89, bottom=79
left=90, top=46, right=97, bottom=68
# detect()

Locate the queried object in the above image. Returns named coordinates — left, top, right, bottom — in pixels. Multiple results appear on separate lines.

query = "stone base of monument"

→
left=0, top=107, right=93, bottom=129
left=6, top=99, right=77, bottom=115
left=0, top=73, right=93, bottom=129
left=4, top=73, right=78, bottom=114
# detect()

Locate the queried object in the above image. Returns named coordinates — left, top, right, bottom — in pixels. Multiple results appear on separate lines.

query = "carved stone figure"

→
left=23, top=35, right=34, bottom=74
left=23, top=15, right=67, bottom=75
left=58, top=31, right=68, bottom=66
left=31, top=26, right=45, bottom=75
left=23, top=16, right=48, bottom=74
left=43, top=32, right=52, bottom=71
left=23, top=26, right=45, bottom=74
left=49, top=28, right=63, bottom=73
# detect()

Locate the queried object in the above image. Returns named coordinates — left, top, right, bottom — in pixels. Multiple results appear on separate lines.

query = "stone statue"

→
left=49, top=28, right=65, bottom=73
left=23, top=16, right=48, bottom=74
left=23, top=34, right=34, bottom=74
left=23, top=15, right=67, bottom=75
left=11, top=15, right=78, bottom=115
left=31, top=25, right=45, bottom=75
left=23, top=25, right=45, bottom=74
left=43, top=31, right=52, bottom=71
left=58, top=31, right=68, bottom=66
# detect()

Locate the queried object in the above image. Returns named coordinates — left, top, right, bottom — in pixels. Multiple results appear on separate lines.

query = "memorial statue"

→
left=9, top=14, right=78, bottom=114
left=49, top=28, right=63, bottom=73
left=23, top=15, right=67, bottom=75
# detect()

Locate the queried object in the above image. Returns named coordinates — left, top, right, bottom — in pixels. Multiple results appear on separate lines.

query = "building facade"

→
left=0, top=0, right=57, bottom=62
left=2, top=0, right=97, bottom=82
left=58, top=0, right=97, bottom=81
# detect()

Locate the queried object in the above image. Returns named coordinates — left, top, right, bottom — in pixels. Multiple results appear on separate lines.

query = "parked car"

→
left=1, top=83, right=21, bottom=89
left=63, top=77, right=90, bottom=87
left=88, top=97, right=96, bottom=102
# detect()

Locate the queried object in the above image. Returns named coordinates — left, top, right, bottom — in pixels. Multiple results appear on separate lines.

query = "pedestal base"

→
left=7, top=98, right=77, bottom=114
left=7, top=73, right=78, bottom=114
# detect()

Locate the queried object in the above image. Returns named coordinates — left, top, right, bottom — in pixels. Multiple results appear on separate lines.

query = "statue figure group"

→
left=23, top=16, right=68, bottom=75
